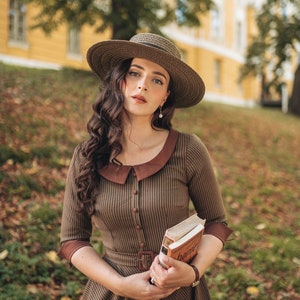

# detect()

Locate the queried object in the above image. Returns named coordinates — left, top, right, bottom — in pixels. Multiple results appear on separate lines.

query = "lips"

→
left=132, top=94, right=146, bottom=103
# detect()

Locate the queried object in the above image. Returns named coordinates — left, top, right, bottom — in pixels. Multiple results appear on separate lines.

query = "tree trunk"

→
left=111, top=0, right=139, bottom=40
left=289, top=64, right=300, bottom=116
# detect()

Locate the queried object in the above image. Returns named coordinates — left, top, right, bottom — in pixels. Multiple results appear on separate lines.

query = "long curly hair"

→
left=75, top=58, right=176, bottom=216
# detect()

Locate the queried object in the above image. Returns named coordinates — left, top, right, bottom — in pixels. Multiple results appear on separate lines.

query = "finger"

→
left=159, top=253, right=178, bottom=268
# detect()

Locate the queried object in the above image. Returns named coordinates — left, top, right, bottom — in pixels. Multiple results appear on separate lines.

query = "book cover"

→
left=159, top=214, right=205, bottom=267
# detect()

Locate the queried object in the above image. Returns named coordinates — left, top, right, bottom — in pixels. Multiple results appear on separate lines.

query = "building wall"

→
left=0, top=1, right=110, bottom=70
left=0, top=0, right=265, bottom=106
left=162, top=0, right=261, bottom=105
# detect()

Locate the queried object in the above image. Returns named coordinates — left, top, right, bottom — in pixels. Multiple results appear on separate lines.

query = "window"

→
left=211, top=8, right=222, bottom=41
left=68, top=25, right=81, bottom=55
left=9, top=0, right=27, bottom=43
left=236, top=20, right=243, bottom=50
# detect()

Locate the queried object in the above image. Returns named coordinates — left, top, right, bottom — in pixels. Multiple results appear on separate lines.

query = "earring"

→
left=159, top=106, right=163, bottom=118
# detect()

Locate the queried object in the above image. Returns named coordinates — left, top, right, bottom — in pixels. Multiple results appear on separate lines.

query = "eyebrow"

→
left=130, top=64, right=168, bottom=80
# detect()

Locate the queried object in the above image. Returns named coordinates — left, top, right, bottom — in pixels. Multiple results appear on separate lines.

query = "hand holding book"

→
left=158, top=214, right=206, bottom=269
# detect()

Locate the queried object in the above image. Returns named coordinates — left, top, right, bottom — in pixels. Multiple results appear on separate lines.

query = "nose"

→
left=138, top=78, right=148, bottom=91
left=138, top=86, right=147, bottom=91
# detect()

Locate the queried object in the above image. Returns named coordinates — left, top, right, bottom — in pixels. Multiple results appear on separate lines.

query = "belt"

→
left=104, top=248, right=156, bottom=271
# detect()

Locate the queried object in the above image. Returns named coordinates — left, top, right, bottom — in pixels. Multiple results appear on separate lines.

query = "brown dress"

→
left=59, top=129, right=232, bottom=299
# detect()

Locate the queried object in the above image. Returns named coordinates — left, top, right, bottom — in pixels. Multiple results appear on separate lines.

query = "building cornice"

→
left=162, top=28, right=245, bottom=63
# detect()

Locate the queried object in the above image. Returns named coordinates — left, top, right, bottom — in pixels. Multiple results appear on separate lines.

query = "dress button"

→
left=140, top=242, right=145, bottom=248
left=136, top=225, right=141, bottom=230
left=132, top=207, right=138, bottom=213
left=133, top=190, right=138, bottom=195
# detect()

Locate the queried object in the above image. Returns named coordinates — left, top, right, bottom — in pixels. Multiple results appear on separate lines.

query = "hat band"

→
left=139, top=42, right=178, bottom=58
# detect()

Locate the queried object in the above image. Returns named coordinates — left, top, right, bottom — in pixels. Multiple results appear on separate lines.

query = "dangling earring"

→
left=159, top=106, right=163, bottom=118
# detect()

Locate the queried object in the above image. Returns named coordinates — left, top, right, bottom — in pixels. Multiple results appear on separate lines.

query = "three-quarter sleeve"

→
left=59, top=145, right=93, bottom=261
left=186, top=134, right=232, bottom=243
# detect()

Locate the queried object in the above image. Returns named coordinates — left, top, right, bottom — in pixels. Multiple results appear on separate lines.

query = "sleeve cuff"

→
left=58, top=239, right=92, bottom=262
left=204, top=222, right=233, bottom=244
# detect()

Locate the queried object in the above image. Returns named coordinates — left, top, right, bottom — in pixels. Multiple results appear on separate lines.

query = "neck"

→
left=116, top=115, right=168, bottom=165
left=122, top=123, right=157, bottom=151
left=121, top=113, right=156, bottom=149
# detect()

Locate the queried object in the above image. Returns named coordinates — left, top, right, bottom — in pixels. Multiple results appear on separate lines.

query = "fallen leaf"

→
left=6, top=159, right=14, bottom=165
left=292, top=257, right=300, bottom=265
left=26, top=284, right=39, bottom=294
left=45, top=250, right=59, bottom=263
left=246, top=286, right=259, bottom=296
left=20, top=145, right=31, bottom=153
left=0, top=249, right=9, bottom=260
left=255, top=223, right=266, bottom=230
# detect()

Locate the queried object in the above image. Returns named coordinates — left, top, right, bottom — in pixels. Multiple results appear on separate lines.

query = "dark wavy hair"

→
left=75, top=58, right=176, bottom=215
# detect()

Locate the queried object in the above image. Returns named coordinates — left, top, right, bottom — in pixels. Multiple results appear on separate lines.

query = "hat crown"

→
left=130, top=33, right=181, bottom=60
left=87, top=32, right=205, bottom=108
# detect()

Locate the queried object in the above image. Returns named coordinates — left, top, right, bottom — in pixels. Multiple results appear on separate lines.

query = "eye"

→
left=153, top=78, right=163, bottom=85
left=127, top=70, right=140, bottom=77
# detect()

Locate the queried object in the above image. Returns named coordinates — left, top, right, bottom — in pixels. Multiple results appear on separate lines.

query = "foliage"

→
left=241, top=0, right=300, bottom=111
left=241, top=0, right=300, bottom=80
left=22, top=0, right=214, bottom=39
left=1, top=64, right=300, bottom=299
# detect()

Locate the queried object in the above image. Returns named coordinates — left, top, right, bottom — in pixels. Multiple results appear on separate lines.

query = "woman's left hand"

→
left=149, top=255, right=195, bottom=289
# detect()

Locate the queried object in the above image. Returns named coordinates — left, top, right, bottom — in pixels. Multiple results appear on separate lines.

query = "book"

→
left=159, top=214, right=205, bottom=267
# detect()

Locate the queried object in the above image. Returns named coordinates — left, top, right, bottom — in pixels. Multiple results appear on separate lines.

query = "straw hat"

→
left=87, top=33, right=205, bottom=108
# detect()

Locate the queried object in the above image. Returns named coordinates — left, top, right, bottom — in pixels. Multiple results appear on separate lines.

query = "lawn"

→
left=0, top=63, right=299, bottom=299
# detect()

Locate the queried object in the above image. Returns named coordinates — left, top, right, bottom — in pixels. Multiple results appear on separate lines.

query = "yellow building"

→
left=163, top=0, right=261, bottom=106
left=0, top=0, right=111, bottom=70
left=0, top=0, right=268, bottom=106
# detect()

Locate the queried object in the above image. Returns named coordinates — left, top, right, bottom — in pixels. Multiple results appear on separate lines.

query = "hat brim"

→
left=87, top=40, right=205, bottom=108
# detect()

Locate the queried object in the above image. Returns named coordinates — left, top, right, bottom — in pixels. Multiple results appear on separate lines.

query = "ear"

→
left=161, top=90, right=170, bottom=106
left=166, top=90, right=170, bottom=99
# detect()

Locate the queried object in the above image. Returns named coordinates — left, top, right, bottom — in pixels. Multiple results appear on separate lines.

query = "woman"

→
left=59, top=33, right=232, bottom=300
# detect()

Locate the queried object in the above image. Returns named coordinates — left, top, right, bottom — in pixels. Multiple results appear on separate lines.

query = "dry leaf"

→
left=0, top=249, right=9, bottom=260
left=255, top=223, right=266, bottom=230
left=45, top=250, right=59, bottom=263
left=26, top=284, right=39, bottom=294
left=292, top=257, right=300, bottom=265
left=246, top=286, right=259, bottom=296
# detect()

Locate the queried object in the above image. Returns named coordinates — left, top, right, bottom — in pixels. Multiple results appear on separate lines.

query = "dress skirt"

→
left=81, top=256, right=211, bottom=300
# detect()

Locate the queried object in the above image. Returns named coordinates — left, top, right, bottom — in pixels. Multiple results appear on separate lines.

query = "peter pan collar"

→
left=98, top=129, right=178, bottom=184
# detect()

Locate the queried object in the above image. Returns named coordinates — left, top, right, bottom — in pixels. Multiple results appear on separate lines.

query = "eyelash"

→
left=153, top=78, right=163, bottom=85
left=127, top=70, right=164, bottom=85
left=128, top=70, right=139, bottom=77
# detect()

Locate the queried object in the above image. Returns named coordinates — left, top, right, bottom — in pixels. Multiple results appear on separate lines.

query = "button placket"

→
left=130, top=171, right=147, bottom=252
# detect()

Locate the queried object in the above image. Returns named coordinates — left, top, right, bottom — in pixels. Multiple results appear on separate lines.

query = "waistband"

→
left=104, top=248, right=157, bottom=271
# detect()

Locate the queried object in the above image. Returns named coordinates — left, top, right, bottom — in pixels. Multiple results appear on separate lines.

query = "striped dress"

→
left=60, top=129, right=231, bottom=299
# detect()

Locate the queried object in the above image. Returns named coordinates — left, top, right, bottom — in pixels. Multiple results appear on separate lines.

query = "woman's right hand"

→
left=116, top=270, right=179, bottom=300
left=71, top=247, right=178, bottom=299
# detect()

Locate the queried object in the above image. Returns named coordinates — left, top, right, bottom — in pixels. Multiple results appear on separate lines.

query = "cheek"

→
left=160, top=89, right=170, bottom=102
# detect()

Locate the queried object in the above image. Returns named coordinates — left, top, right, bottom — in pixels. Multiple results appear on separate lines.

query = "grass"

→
left=174, top=103, right=300, bottom=300
left=0, top=63, right=299, bottom=299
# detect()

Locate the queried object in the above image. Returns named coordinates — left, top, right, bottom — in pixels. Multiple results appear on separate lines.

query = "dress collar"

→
left=98, top=129, right=179, bottom=184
